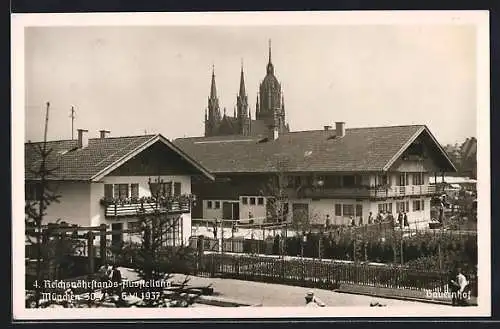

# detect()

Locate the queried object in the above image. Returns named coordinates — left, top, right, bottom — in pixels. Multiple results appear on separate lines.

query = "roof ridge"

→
left=25, top=134, right=158, bottom=144
left=89, top=134, right=157, bottom=140
left=286, top=124, right=425, bottom=134
left=25, top=139, right=76, bottom=144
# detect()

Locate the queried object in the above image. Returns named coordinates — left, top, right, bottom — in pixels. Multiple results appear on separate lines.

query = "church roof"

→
left=174, top=125, right=457, bottom=174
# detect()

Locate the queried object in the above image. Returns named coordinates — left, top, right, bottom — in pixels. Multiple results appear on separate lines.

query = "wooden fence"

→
left=195, top=252, right=478, bottom=297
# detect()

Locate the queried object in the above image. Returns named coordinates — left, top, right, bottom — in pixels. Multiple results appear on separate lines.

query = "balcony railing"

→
left=101, top=195, right=193, bottom=218
left=292, top=185, right=439, bottom=199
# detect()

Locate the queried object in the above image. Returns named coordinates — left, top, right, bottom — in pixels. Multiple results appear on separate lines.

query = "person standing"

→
left=212, top=220, right=218, bottom=239
left=368, top=212, right=374, bottom=225
left=450, top=267, right=469, bottom=306
left=325, top=214, right=331, bottom=231
left=403, top=212, right=409, bottom=227
left=110, top=265, right=123, bottom=299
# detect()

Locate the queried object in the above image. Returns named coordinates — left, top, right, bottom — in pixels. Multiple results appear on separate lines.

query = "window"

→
left=250, top=197, right=256, bottom=205
left=412, top=173, right=424, bottom=185
left=242, top=197, right=248, bottom=205
left=130, top=184, right=139, bottom=199
left=343, top=175, right=355, bottom=187
left=413, top=199, right=425, bottom=211
left=376, top=174, right=388, bottom=186
left=399, top=173, right=408, bottom=186
left=342, top=204, right=355, bottom=217
left=355, top=204, right=363, bottom=217
left=257, top=197, right=264, bottom=205
left=207, top=201, right=213, bottom=209
left=335, top=204, right=342, bottom=216
left=115, top=184, right=129, bottom=200
left=396, top=201, right=410, bottom=213
left=174, top=182, right=181, bottom=196
left=378, top=203, right=393, bottom=213
left=104, top=184, right=114, bottom=199
left=215, top=201, right=221, bottom=209
left=150, top=182, right=172, bottom=197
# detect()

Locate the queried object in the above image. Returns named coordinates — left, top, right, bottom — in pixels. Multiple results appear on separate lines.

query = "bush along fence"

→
left=193, top=248, right=478, bottom=299
left=189, top=226, right=477, bottom=274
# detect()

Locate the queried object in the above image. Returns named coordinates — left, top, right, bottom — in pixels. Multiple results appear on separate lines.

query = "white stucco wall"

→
left=202, top=199, right=236, bottom=220
left=239, top=196, right=268, bottom=221
left=43, top=181, right=92, bottom=226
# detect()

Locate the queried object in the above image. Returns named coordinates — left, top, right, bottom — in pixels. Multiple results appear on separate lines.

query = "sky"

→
left=24, top=24, right=477, bottom=145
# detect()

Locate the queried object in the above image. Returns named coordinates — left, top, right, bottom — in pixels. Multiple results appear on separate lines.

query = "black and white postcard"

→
left=12, top=10, right=491, bottom=319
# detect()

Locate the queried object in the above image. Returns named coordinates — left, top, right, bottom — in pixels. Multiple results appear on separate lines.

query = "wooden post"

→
left=180, top=215, right=184, bottom=246
left=87, top=231, right=95, bottom=274
left=318, top=234, right=321, bottom=259
left=220, top=218, right=224, bottom=254
left=400, top=230, right=404, bottom=265
left=99, top=224, right=107, bottom=266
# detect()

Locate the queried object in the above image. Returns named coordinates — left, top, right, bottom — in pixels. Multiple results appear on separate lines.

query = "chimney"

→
left=335, top=122, right=345, bottom=138
left=99, top=130, right=110, bottom=139
left=77, top=129, right=89, bottom=148
left=324, top=125, right=332, bottom=131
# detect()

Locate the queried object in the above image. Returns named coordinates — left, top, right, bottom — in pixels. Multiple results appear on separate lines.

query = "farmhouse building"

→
left=174, top=123, right=457, bottom=228
left=25, top=131, right=214, bottom=246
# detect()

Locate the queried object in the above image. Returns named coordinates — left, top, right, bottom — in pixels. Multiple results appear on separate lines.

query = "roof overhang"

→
left=90, top=134, right=215, bottom=182
left=383, top=125, right=458, bottom=172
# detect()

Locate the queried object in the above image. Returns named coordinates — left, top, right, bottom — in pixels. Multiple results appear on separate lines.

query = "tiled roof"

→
left=173, top=125, right=454, bottom=174
left=25, top=134, right=214, bottom=181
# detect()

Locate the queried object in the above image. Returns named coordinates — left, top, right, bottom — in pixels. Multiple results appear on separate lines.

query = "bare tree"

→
left=25, top=102, right=62, bottom=307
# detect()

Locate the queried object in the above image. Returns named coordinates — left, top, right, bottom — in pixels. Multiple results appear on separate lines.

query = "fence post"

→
left=87, top=231, right=95, bottom=274
left=99, top=224, right=107, bottom=266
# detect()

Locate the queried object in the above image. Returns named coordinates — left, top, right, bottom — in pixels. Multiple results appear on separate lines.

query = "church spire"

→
left=210, top=64, right=217, bottom=99
left=266, top=39, right=274, bottom=75
left=239, top=59, right=246, bottom=97
left=268, top=39, right=272, bottom=64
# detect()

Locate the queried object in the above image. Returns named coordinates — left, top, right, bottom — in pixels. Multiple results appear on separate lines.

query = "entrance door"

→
left=111, top=223, right=123, bottom=249
left=232, top=202, right=240, bottom=220
left=222, top=202, right=233, bottom=220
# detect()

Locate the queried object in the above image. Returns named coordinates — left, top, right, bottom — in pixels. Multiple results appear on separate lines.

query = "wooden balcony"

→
left=103, top=200, right=191, bottom=218
left=290, top=185, right=439, bottom=200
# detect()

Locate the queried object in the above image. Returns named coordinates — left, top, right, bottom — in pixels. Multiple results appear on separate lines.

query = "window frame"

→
left=173, top=182, right=181, bottom=196
left=335, top=204, right=342, bottom=216
left=342, top=204, right=355, bottom=217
